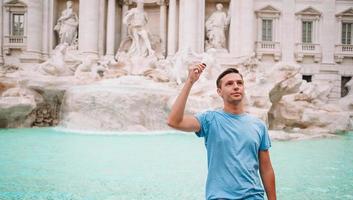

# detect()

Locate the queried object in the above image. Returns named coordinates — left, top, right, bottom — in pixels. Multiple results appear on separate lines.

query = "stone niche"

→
left=205, top=0, right=230, bottom=52
left=124, top=0, right=165, bottom=55
left=52, top=0, right=80, bottom=48
left=135, top=2, right=160, bottom=38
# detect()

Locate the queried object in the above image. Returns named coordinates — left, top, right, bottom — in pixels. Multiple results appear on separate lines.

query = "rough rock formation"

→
left=266, top=64, right=352, bottom=133
left=0, top=51, right=352, bottom=134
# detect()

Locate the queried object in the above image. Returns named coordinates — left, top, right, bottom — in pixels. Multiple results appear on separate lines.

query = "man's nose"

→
left=233, top=83, right=239, bottom=90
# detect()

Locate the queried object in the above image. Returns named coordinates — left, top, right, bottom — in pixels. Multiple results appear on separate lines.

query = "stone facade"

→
left=0, top=0, right=353, bottom=101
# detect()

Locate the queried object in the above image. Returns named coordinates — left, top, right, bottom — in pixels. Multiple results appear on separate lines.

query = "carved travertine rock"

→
left=266, top=63, right=351, bottom=133
left=0, top=86, right=44, bottom=128
left=339, top=78, right=353, bottom=111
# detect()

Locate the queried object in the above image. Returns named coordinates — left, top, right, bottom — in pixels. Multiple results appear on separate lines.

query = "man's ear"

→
left=217, top=87, right=222, bottom=96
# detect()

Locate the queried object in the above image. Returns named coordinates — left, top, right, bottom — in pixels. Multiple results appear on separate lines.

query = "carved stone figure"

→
left=171, top=47, right=221, bottom=85
left=205, top=3, right=230, bottom=51
left=75, top=57, right=109, bottom=80
left=123, top=0, right=154, bottom=57
left=54, top=0, right=79, bottom=46
left=172, top=47, right=197, bottom=85
left=38, top=43, right=74, bottom=76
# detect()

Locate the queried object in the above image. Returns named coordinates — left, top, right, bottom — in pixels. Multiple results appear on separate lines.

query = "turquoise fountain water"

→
left=0, top=128, right=352, bottom=200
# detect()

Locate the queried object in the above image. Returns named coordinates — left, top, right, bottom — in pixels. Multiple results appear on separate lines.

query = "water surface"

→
left=0, top=128, right=352, bottom=200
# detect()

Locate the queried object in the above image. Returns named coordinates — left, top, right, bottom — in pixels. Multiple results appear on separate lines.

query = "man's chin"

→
left=228, top=98, right=242, bottom=105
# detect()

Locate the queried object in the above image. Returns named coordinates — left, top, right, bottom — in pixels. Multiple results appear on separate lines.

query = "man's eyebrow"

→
left=226, top=79, right=243, bottom=82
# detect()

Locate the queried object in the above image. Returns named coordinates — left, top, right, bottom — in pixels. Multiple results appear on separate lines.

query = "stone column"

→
left=121, top=0, right=130, bottom=40
left=321, top=0, right=335, bottom=63
left=20, top=0, right=43, bottom=63
left=49, top=0, right=56, bottom=54
left=239, top=0, right=254, bottom=56
left=275, top=17, right=280, bottom=42
left=167, top=0, right=177, bottom=56
left=178, top=0, right=198, bottom=52
left=273, top=18, right=277, bottom=42
left=42, top=0, right=50, bottom=59
left=228, top=0, right=241, bottom=56
left=281, top=0, right=295, bottom=62
left=297, top=17, right=301, bottom=43
left=106, top=0, right=116, bottom=57
left=257, top=17, right=261, bottom=41
left=79, top=0, right=100, bottom=57
left=0, top=0, right=4, bottom=65
left=337, top=19, right=342, bottom=44
left=158, top=0, right=167, bottom=57
left=313, top=19, right=319, bottom=44
left=315, top=18, right=320, bottom=43
left=98, top=0, right=106, bottom=56
left=312, top=20, right=316, bottom=43
left=198, top=0, right=205, bottom=52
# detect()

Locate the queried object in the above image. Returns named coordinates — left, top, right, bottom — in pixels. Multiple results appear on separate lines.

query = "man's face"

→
left=217, top=73, right=244, bottom=104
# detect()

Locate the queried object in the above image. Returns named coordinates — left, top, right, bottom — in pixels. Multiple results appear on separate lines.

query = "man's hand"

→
left=187, top=63, right=206, bottom=84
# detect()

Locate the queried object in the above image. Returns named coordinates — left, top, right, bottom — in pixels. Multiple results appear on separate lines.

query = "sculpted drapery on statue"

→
left=54, top=0, right=79, bottom=47
left=205, top=3, right=230, bottom=51
left=123, top=0, right=155, bottom=57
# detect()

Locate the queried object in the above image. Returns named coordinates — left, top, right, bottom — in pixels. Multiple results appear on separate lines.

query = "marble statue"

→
left=172, top=47, right=199, bottom=85
left=205, top=3, right=230, bottom=51
left=75, top=57, right=109, bottom=81
left=171, top=47, right=221, bottom=85
left=54, top=0, right=79, bottom=46
left=38, top=43, right=74, bottom=76
left=123, top=0, right=155, bottom=57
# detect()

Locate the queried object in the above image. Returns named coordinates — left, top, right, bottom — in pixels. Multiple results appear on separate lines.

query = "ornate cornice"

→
left=118, top=0, right=133, bottom=6
left=4, top=0, right=27, bottom=7
left=156, top=0, right=168, bottom=6
left=336, top=7, right=353, bottom=18
left=295, top=7, right=322, bottom=17
left=255, top=5, right=281, bottom=18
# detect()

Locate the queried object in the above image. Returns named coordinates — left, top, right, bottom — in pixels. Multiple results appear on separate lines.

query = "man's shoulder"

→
left=199, top=109, right=222, bottom=116
left=244, top=113, right=267, bottom=127
left=196, top=109, right=220, bottom=121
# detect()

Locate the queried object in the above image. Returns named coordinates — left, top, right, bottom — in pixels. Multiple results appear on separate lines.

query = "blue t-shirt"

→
left=195, top=110, right=271, bottom=200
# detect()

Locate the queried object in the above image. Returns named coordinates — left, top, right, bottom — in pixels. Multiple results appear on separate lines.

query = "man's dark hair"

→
left=216, top=68, right=243, bottom=88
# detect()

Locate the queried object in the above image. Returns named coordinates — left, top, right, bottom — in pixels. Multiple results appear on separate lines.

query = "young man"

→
left=167, top=64, right=276, bottom=200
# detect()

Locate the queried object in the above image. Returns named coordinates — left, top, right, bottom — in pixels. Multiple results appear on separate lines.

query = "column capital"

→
left=119, top=0, right=132, bottom=6
left=156, top=0, right=168, bottom=6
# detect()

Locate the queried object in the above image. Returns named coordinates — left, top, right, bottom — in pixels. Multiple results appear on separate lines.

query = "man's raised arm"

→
left=167, top=63, right=206, bottom=132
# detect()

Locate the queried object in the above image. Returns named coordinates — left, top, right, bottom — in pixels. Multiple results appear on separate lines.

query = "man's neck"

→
left=223, top=101, right=244, bottom=115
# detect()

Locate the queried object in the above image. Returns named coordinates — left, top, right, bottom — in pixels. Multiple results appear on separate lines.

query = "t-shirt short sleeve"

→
left=259, top=122, right=271, bottom=151
left=195, top=111, right=213, bottom=138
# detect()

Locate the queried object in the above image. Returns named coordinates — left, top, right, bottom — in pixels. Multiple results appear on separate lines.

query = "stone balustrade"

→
left=3, top=35, right=27, bottom=55
left=295, top=43, right=322, bottom=63
left=255, top=41, right=281, bottom=61
left=334, top=44, right=353, bottom=63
